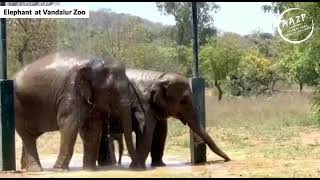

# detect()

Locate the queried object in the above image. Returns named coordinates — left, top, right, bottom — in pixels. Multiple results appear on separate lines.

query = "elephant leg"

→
left=118, top=135, right=123, bottom=165
left=18, top=132, right=42, bottom=172
left=97, top=136, right=114, bottom=166
left=97, top=116, right=114, bottom=166
left=130, top=117, right=157, bottom=169
left=79, top=115, right=102, bottom=170
left=21, top=144, right=27, bottom=170
left=53, top=125, right=79, bottom=171
left=151, top=119, right=167, bottom=167
left=16, top=114, right=43, bottom=172
left=108, top=140, right=117, bottom=165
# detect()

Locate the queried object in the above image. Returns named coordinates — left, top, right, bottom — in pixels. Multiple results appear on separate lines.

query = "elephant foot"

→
left=151, top=160, right=166, bottom=167
left=53, top=163, right=69, bottom=171
left=21, top=160, right=27, bottom=170
left=83, top=164, right=97, bottom=171
left=26, top=164, right=43, bottom=172
left=53, top=167, right=69, bottom=172
left=97, top=159, right=116, bottom=167
left=130, top=161, right=146, bottom=170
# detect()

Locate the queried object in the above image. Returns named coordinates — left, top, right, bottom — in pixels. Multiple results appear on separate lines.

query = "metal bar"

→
left=189, top=2, right=206, bottom=164
left=0, top=2, right=16, bottom=171
left=0, top=2, right=7, bottom=80
left=189, top=78, right=207, bottom=164
left=0, top=80, right=16, bottom=171
left=191, top=2, right=199, bottom=78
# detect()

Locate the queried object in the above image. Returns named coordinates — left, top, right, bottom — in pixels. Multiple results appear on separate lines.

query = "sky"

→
left=61, top=2, right=279, bottom=35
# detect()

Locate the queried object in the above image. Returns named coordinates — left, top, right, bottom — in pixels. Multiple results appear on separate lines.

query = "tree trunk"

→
left=214, top=80, right=223, bottom=102
left=177, top=24, right=185, bottom=46
left=17, top=38, right=30, bottom=66
left=299, top=82, right=303, bottom=93
left=270, top=80, right=277, bottom=95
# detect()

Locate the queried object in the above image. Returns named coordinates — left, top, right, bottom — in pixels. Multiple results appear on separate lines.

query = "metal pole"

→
left=189, top=2, right=206, bottom=164
left=191, top=2, right=199, bottom=78
left=0, top=2, right=7, bottom=80
left=0, top=1, right=16, bottom=171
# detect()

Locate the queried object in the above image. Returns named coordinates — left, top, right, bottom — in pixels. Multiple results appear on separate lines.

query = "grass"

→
left=11, top=89, right=320, bottom=178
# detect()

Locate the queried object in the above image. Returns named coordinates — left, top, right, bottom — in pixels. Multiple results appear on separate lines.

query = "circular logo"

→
left=277, top=8, right=314, bottom=44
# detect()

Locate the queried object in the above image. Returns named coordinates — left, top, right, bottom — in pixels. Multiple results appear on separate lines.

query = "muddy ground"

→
left=1, top=91, right=320, bottom=178
left=2, top=127, right=320, bottom=178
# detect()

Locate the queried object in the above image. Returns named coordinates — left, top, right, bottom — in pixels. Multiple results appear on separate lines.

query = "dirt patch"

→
left=11, top=153, right=238, bottom=178
left=0, top=171, right=26, bottom=178
left=8, top=151, right=320, bottom=178
left=300, top=128, right=320, bottom=145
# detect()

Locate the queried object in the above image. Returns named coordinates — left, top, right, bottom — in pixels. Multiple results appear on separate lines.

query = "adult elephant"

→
left=98, top=69, right=230, bottom=168
left=127, top=69, right=231, bottom=166
left=14, top=52, right=145, bottom=172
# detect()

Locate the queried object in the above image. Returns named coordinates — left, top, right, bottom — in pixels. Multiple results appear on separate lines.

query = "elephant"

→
left=108, top=132, right=124, bottom=165
left=97, top=81, right=154, bottom=169
left=100, top=100, right=148, bottom=167
left=108, top=119, right=125, bottom=165
left=100, top=113, right=124, bottom=166
left=14, top=52, right=146, bottom=172
left=128, top=69, right=231, bottom=166
left=98, top=69, right=231, bottom=168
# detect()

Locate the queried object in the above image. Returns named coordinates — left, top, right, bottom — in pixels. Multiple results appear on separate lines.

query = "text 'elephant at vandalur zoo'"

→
left=98, top=69, right=231, bottom=168
left=13, top=52, right=147, bottom=172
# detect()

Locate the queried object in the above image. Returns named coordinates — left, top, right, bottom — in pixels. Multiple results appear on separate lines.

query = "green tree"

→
left=235, top=52, right=280, bottom=96
left=262, top=2, right=320, bottom=92
left=278, top=44, right=319, bottom=92
left=200, top=36, right=243, bottom=101
left=262, top=2, right=320, bottom=121
left=156, top=2, right=219, bottom=46
left=126, top=44, right=191, bottom=75
left=7, top=2, right=59, bottom=77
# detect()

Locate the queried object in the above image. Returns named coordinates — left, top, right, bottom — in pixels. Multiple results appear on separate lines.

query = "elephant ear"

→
left=75, top=66, right=93, bottom=105
left=150, top=79, right=169, bottom=110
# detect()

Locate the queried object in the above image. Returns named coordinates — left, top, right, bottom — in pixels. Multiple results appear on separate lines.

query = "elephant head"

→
left=150, top=73, right=230, bottom=161
left=76, top=58, right=143, bottom=161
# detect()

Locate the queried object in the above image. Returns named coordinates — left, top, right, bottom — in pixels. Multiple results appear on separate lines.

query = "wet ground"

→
left=0, top=154, right=238, bottom=178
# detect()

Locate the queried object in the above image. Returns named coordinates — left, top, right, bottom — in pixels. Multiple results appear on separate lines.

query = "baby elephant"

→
left=106, top=110, right=145, bottom=166
left=108, top=120, right=124, bottom=165
left=98, top=94, right=148, bottom=168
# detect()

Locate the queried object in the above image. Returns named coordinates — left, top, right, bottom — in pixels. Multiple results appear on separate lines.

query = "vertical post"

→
left=189, top=2, right=206, bottom=164
left=191, top=2, right=199, bottom=78
left=0, top=1, right=16, bottom=171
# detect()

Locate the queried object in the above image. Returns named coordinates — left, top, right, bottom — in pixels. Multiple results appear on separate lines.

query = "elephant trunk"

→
left=186, top=117, right=230, bottom=161
left=119, top=103, right=135, bottom=161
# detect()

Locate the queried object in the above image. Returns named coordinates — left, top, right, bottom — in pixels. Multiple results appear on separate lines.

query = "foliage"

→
left=7, top=2, right=58, bottom=78
left=127, top=44, right=191, bottom=76
left=7, top=2, right=320, bottom=105
left=156, top=2, right=219, bottom=46
left=233, top=53, right=280, bottom=96
left=262, top=2, right=320, bottom=123
left=277, top=43, right=319, bottom=91
left=200, top=35, right=243, bottom=101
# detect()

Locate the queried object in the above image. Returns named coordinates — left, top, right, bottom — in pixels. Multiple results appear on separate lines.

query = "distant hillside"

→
left=59, top=8, right=171, bottom=32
